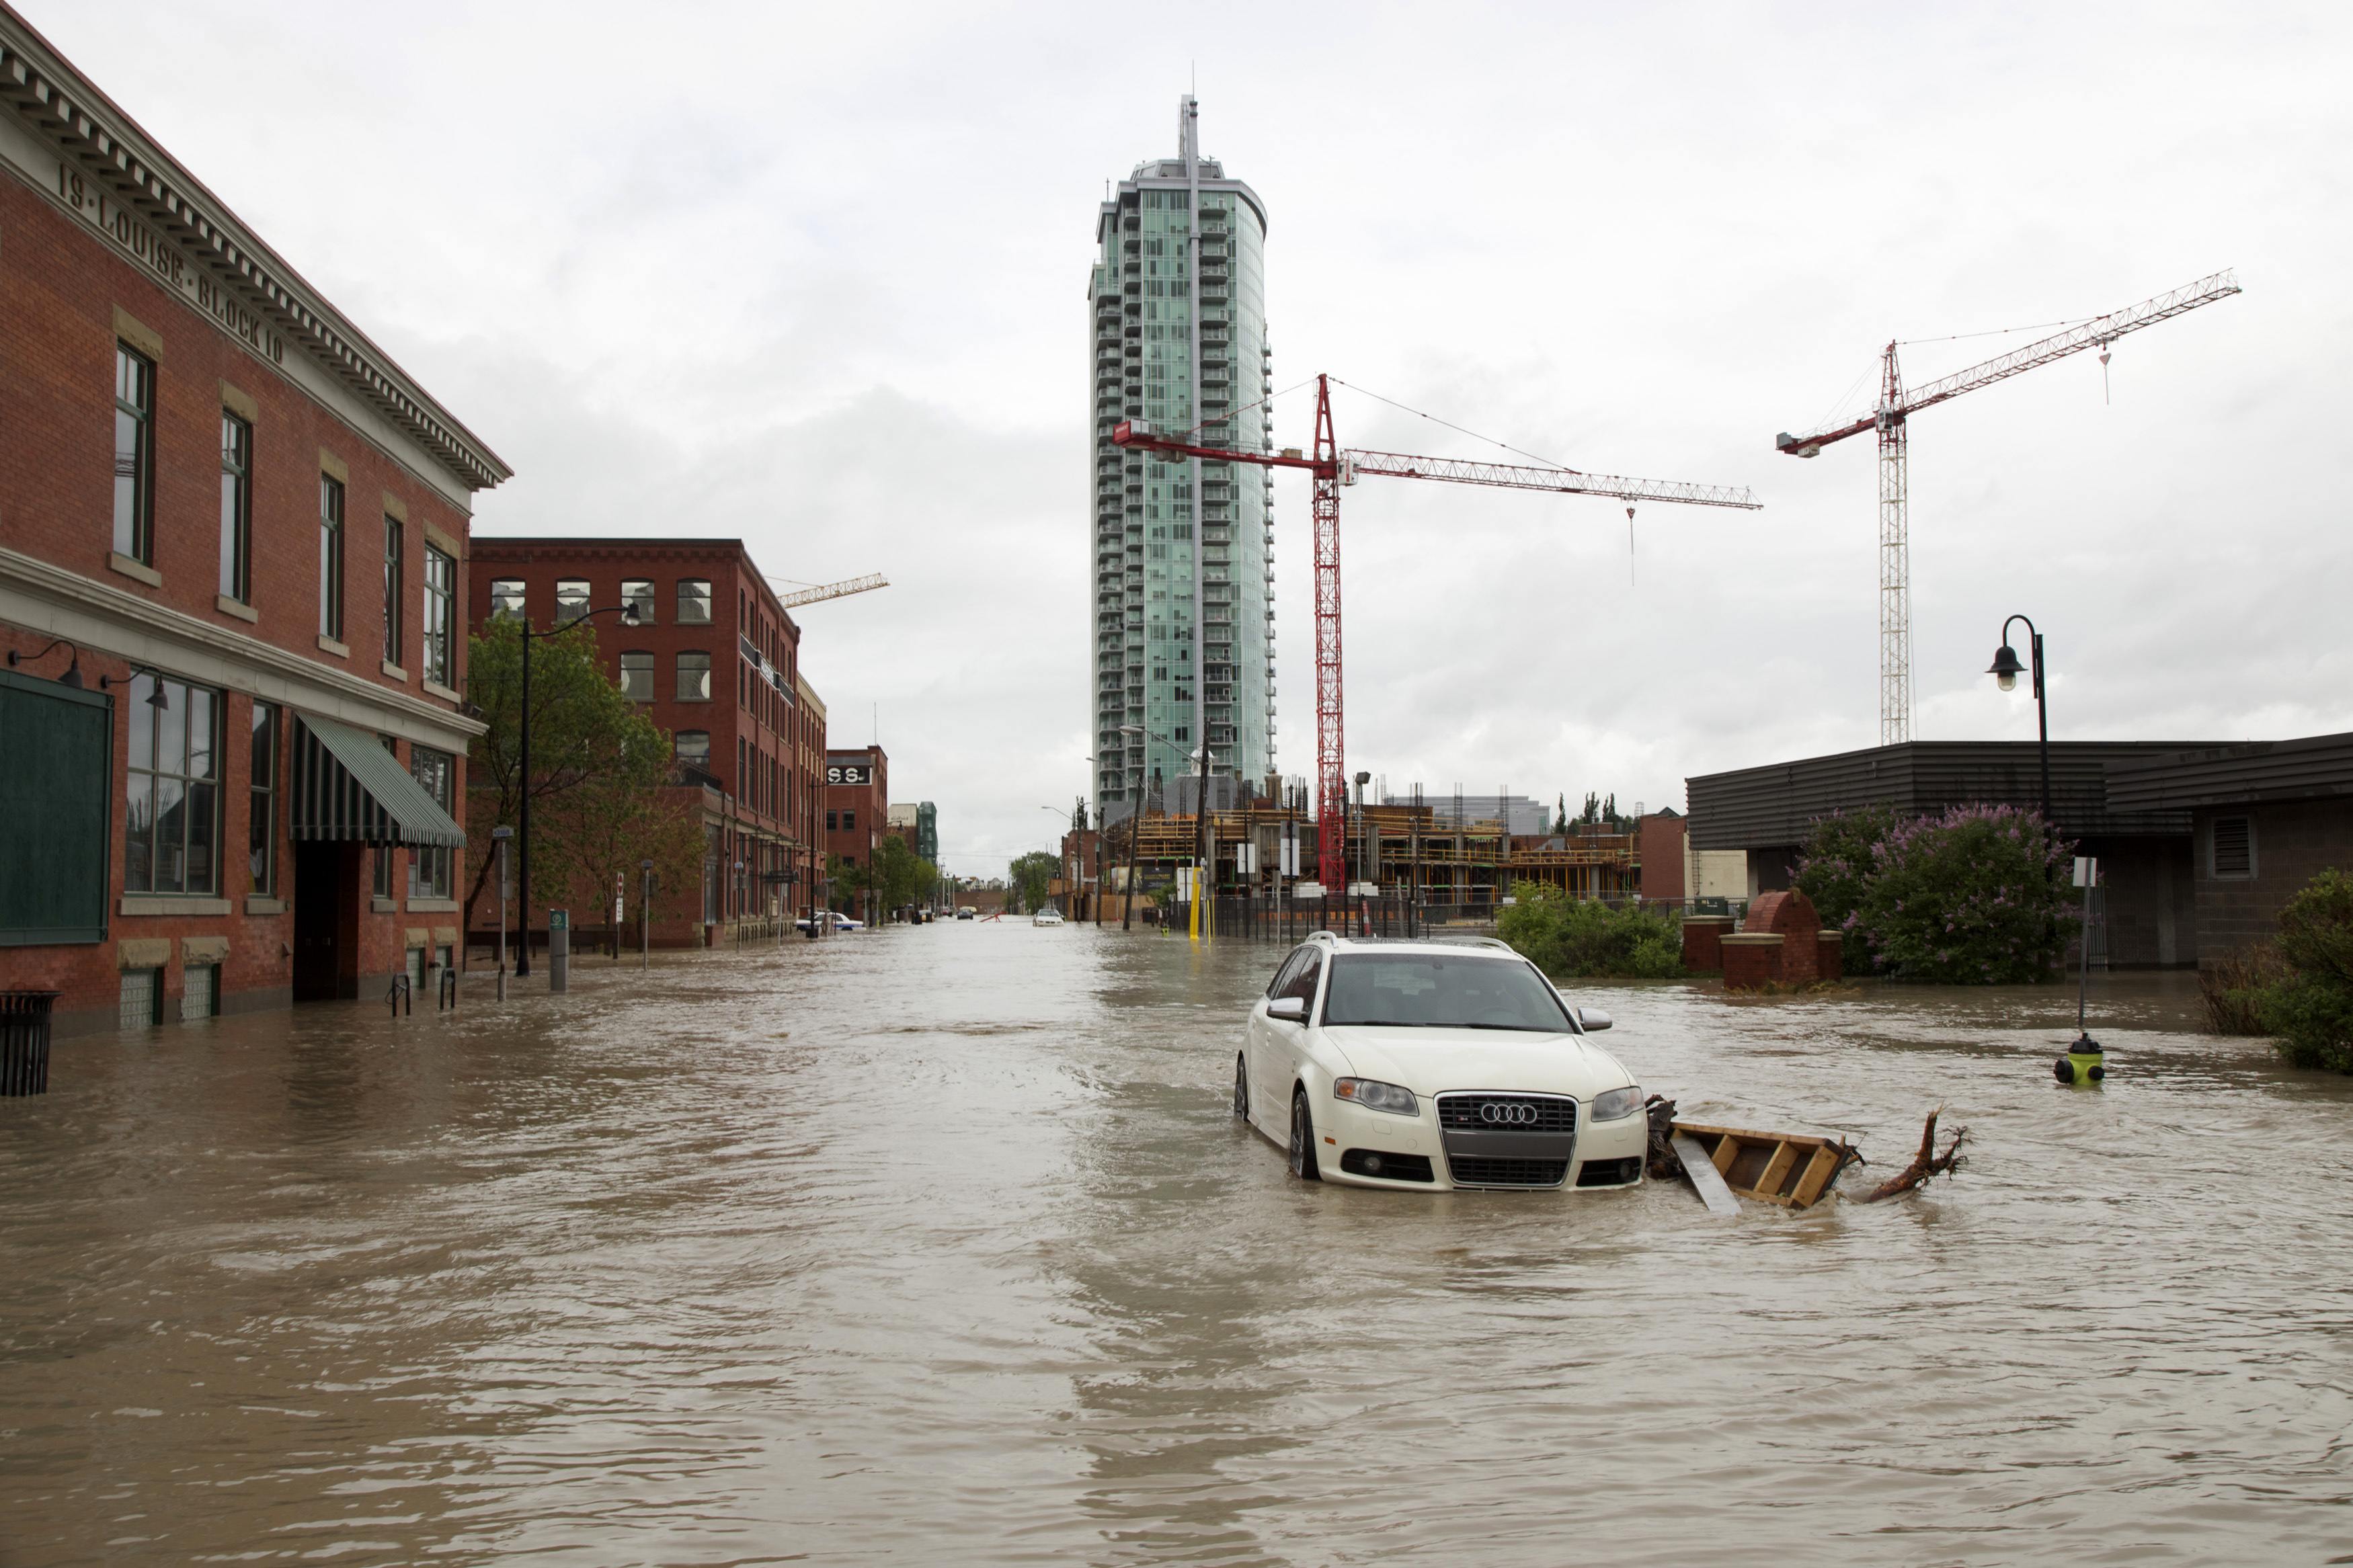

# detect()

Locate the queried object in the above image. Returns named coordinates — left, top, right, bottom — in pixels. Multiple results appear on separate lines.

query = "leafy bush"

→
left=2260, top=868, right=2353, bottom=1072
left=1499, top=882, right=1683, bottom=979
left=2198, top=944, right=2286, bottom=1035
left=1856, top=804, right=2072, bottom=983
left=1795, top=803, right=1903, bottom=975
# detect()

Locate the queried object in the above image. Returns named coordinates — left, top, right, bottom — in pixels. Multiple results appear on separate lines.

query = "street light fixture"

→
left=7, top=638, right=84, bottom=689
left=1985, top=614, right=2052, bottom=824
left=514, top=602, right=641, bottom=976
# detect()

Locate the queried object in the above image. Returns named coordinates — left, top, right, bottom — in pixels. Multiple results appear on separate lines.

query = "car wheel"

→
left=1232, top=1053, right=1250, bottom=1122
left=1289, top=1087, right=1322, bottom=1182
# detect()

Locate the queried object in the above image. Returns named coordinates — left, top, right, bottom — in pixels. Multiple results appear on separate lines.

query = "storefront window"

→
left=408, top=747, right=453, bottom=899
left=124, top=675, right=218, bottom=895
left=249, top=702, right=277, bottom=896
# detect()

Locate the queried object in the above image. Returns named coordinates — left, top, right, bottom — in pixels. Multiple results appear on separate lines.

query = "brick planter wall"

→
left=1682, top=915, right=1733, bottom=973
left=1720, top=932, right=1784, bottom=989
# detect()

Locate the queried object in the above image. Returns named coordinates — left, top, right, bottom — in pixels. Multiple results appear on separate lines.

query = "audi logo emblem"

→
left=1480, top=1102, right=1541, bottom=1126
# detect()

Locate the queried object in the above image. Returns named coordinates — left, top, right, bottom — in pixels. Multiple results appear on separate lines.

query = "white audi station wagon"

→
left=1238, top=933, right=1647, bottom=1192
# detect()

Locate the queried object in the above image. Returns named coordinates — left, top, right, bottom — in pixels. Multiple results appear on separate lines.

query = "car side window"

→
left=1283, top=951, right=1323, bottom=1007
left=1265, top=948, right=1308, bottom=999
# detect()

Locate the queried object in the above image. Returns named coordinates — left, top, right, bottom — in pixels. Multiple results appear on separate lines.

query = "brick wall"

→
left=2192, top=799, right=2353, bottom=963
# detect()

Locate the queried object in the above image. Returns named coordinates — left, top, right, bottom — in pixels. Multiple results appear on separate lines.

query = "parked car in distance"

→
left=1237, top=932, right=1642, bottom=1192
left=794, top=911, right=866, bottom=934
left=956, top=907, right=978, bottom=920
left=1033, top=908, right=1065, bottom=927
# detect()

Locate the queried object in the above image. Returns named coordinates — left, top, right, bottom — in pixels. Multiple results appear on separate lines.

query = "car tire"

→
left=1232, top=1053, right=1250, bottom=1123
left=1289, top=1087, right=1322, bottom=1182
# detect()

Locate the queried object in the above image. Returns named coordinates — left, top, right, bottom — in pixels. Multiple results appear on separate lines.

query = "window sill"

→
left=370, top=896, right=399, bottom=914
left=422, top=678, right=463, bottom=704
left=405, top=897, right=459, bottom=913
left=381, top=659, right=407, bottom=681
left=120, top=895, right=231, bottom=917
left=109, top=552, right=163, bottom=587
left=244, top=896, right=286, bottom=915
left=215, top=593, right=258, bottom=624
left=318, top=634, right=350, bottom=659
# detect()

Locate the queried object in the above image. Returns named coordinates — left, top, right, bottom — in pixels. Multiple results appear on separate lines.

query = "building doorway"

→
left=292, top=841, right=360, bottom=1001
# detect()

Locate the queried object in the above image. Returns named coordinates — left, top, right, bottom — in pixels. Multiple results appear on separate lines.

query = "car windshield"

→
left=1320, top=954, right=1574, bottom=1031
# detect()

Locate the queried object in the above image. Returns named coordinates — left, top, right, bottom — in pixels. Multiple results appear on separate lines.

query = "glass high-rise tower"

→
left=1089, top=97, right=1275, bottom=823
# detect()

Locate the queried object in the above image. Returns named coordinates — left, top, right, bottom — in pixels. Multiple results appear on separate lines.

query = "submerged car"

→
left=1237, top=932, right=1644, bottom=1192
left=1033, top=908, right=1065, bottom=927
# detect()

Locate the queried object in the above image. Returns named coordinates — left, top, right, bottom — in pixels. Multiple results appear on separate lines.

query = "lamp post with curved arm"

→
left=514, top=602, right=640, bottom=977
left=1985, top=614, right=2052, bottom=825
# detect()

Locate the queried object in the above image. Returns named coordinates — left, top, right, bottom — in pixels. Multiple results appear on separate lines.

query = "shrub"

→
left=1499, top=882, right=1683, bottom=979
left=1856, top=804, right=2072, bottom=983
left=1795, top=803, right=1903, bottom=976
left=2198, top=944, right=2286, bottom=1035
left=2261, top=868, right=2353, bottom=1072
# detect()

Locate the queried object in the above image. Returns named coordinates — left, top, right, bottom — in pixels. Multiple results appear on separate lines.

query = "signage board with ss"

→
left=826, top=764, right=873, bottom=786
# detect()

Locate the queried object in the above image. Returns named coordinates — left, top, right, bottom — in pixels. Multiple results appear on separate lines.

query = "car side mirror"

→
left=1575, top=1007, right=1612, bottom=1032
left=1267, top=995, right=1308, bottom=1023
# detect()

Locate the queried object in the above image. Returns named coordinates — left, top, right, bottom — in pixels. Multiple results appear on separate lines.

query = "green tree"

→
left=1008, top=850, right=1060, bottom=915
left=1794, top=802, right=1905, bottom=975
left=462, top=617, right=664, bottom=947
left=536, top=713, right=705, bottom=956
left=871, top=833, right=937, bottom=916
left=1499, top=881, right=1683, bottom=978
left=1856, top=804, right=2071, bottom=983
left=2258, top=868, right=2353, bottom=1071
left=1553, top=794, right=1568, bottom=835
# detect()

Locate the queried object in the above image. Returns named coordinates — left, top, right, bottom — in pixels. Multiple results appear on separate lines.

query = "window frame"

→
left=676, top=650, right=713, bottom=702
left=489, top=579, right=526, bottom=620
left=123, top=675, right=222, bottom=897
left=407, top=746, right=454, bottom=900
left=555, top=579, right=591, bottom=626
left=422, top=542, right=455, bottom=687
left=248, top=701, right=278, bottom=897
left=372, top=735, right=399, bottom=899
left=218, top=409, right=252, bottom=603
left=676, top=578, right=713, bottom=625
left=114, top=343, right=156, bottom=565
left=382, top=515, right=404, bottom=665
left=674, top=729, right=711, bottom=768
left=319, top=474, right=346, bottom=639
left=621, top=578, right=657, bottom=625
left=619, top=650, right=655, bottom=702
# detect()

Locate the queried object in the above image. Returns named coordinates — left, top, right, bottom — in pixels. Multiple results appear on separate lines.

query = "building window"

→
left=677, top=579, right=713, bottom=624
left=124, top=675, right=219, bottom=895
left=619, top=651, right=653, bottom=700
left=383, top=517, right=404, bottom=665
left=826, top=810, right=838, bottom=831
left=489, top=579, right=526, bottom=620
left=218, top=411, right=251, bottom=602
left=319, top=475, right=346, bottom=639
left=114, top=344, right=155, bottom=564
left=407, top=747, right=454, bottom=899
left=676, top=651, right=712, bottom=702
left=2212, top=816, right=2256, bottom=879
left=842, top=810, right=856, bottom=832
left=674, top=730, right=711, bottom=768
left=422, top=543, right=454, bottom=686
left=555, top=579, right=590, bottom=625
left=249, top=702, right=277, bottom=897
left=621, top=578, right=657, bottom=624
left=373, top=735, right=399, bottom=899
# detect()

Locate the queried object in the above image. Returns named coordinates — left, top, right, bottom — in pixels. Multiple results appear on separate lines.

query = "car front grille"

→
left=1445, top=1156, right=1568, bottom=1188
left=1340, top=1149, right=1435, bottom=1183
left=1436, top=1094, right=1577, bottom=1134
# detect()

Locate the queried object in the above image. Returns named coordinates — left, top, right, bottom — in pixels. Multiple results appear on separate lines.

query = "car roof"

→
left=1295, top=932, right=1524, bottom=959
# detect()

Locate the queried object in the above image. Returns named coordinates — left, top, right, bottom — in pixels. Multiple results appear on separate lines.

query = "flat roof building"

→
left=1090, top=97, right=1275, bottom=824
left=0, top=5, right=509, bottom=1034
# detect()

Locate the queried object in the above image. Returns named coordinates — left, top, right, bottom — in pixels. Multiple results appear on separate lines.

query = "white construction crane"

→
left=768, top=573, right=888, bottom=610
left=1776, top=270, right=2241, bottom=745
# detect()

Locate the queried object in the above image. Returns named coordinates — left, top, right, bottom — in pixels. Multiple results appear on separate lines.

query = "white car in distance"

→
left=1238, top=933, right=1646, bottom=1191
left=1033, top=908, right=1065, bottom=927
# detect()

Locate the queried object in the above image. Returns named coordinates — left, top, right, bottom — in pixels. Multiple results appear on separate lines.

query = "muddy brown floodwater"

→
left=4, top=921, right=2351, bottom=1565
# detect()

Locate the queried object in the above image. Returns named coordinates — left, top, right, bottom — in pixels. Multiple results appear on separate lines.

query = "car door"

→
left=1261, top=947, right=1322, bottom=1120
left=1249, top=948, right=1306, bottom=1126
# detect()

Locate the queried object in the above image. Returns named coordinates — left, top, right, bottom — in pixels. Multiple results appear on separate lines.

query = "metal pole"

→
left=2034, top=629, right=2052, bottom=825
left=1194, top=737, right=1213, bottom=942
left=516, top=626, right=532, bottom=977
left=495, top=829, right=510, bottom=1000
left=641, top=859, right=652, bottom=970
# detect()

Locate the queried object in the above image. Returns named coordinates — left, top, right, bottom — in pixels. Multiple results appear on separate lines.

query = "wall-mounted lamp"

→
left=6, top=638, right=83, bottom=689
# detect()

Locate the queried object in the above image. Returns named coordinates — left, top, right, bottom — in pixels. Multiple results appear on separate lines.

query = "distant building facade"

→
left=0, top=10, right=507, bottom=1035
left=886, top=800, right=937, bottom=865
left=824, top=746, right=889, bottom=920
left=467, top=538, right=827, bottom=935
left=1090, top=97, right=1275, bottom=825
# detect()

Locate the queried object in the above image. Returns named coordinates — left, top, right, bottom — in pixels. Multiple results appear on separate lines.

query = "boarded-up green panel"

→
left=0, top=667, right=112, bottom=945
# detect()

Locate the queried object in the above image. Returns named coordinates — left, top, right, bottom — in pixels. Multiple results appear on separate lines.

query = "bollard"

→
left=440, top=964, right=458, bottom=1011
left=387, top=972, right=411, bottom=1018
left=548, top=908, right=570, bottom=993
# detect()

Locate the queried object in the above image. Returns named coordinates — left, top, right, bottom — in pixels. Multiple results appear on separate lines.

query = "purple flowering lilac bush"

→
left=1797, top=803, right=2072, bottom=983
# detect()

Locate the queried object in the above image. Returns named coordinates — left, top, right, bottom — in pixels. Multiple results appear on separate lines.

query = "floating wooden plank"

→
left=1671, top=1134, right=1743, bottom=1217
left=1673, top=1121, right=1860, bottom=1209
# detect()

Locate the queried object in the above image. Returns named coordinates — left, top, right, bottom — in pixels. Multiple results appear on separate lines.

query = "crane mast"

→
left=1115, top=373, right=1760, bottom=889
left=1778, top=270, right=2241, bottom=743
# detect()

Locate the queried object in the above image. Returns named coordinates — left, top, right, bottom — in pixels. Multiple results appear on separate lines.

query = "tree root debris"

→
left=1857, top=1107, right=1968, bottom=1202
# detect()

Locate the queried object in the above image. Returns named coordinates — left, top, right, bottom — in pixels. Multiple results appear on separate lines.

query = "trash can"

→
left=1, top=990, right=60, bottom=1097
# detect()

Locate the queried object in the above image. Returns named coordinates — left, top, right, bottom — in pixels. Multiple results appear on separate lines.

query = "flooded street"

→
left=5, top=921, right=2350, bottom=1566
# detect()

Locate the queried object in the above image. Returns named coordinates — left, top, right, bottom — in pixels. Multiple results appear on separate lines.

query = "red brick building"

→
left=0, top=9, right=508, bottom=1036
left=824, top=746, right=889, bottom=921
left=466, top=539, right=828, bottom=938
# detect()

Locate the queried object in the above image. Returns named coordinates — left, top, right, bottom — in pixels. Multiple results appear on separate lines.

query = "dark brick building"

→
left=467, top=538, right=828, bottom=937
left=824, top=746, right=888, bottom=921
left=0, top=8, right=508, bottom=1034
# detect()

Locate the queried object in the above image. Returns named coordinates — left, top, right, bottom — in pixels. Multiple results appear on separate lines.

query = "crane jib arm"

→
left=1776, top=269, right=2241, bottom=456
left=1343, top=451, right=1760, bottom=509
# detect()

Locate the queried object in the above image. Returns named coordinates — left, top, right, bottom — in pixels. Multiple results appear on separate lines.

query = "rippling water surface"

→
left=5, top=923, right=2350, bottom=1565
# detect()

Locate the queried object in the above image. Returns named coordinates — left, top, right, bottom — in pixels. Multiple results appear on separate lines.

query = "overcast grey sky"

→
left=49, top=1, right=2353, bottom=874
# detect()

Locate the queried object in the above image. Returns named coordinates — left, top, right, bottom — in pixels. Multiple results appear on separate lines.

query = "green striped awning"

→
left=290, top=714, right=465, bottom=848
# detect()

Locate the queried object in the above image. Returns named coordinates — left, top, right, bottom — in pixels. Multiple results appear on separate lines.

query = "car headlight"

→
left=1332, top=1078, right=1419, bottom=1116
left=1591, top=1085, right=1643, bottom=1122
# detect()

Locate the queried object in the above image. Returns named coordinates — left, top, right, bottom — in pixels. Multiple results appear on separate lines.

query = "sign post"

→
left=492, top=826, right=512, bottom=1001
left=548, top=907, right=570, bottom=994
left=2056, top=857, right=2105, bottom=1085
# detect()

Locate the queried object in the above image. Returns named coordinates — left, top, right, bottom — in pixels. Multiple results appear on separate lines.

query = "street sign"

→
left=549, top=908, right=569, bottom=931
left=2073, top=856, right=2099, bottom=888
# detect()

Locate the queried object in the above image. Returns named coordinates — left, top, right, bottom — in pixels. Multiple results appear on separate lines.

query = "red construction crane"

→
left=1773, top=270, right=2241, bottom=745
left=1115, top=373, right=1759, bottom=892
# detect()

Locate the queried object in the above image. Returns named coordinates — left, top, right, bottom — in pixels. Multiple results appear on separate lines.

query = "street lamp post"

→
left=1986, top=614, right=2052, bottom=825
left=515, top=602, right=640, bottom=977
left=1353, top=769, right=1372, bottom=934
left=1123, top=724, right=1213, bottom=941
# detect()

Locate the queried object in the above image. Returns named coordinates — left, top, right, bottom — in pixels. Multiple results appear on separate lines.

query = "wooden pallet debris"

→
left=1671, top=1120, right=1863, bottom=1210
